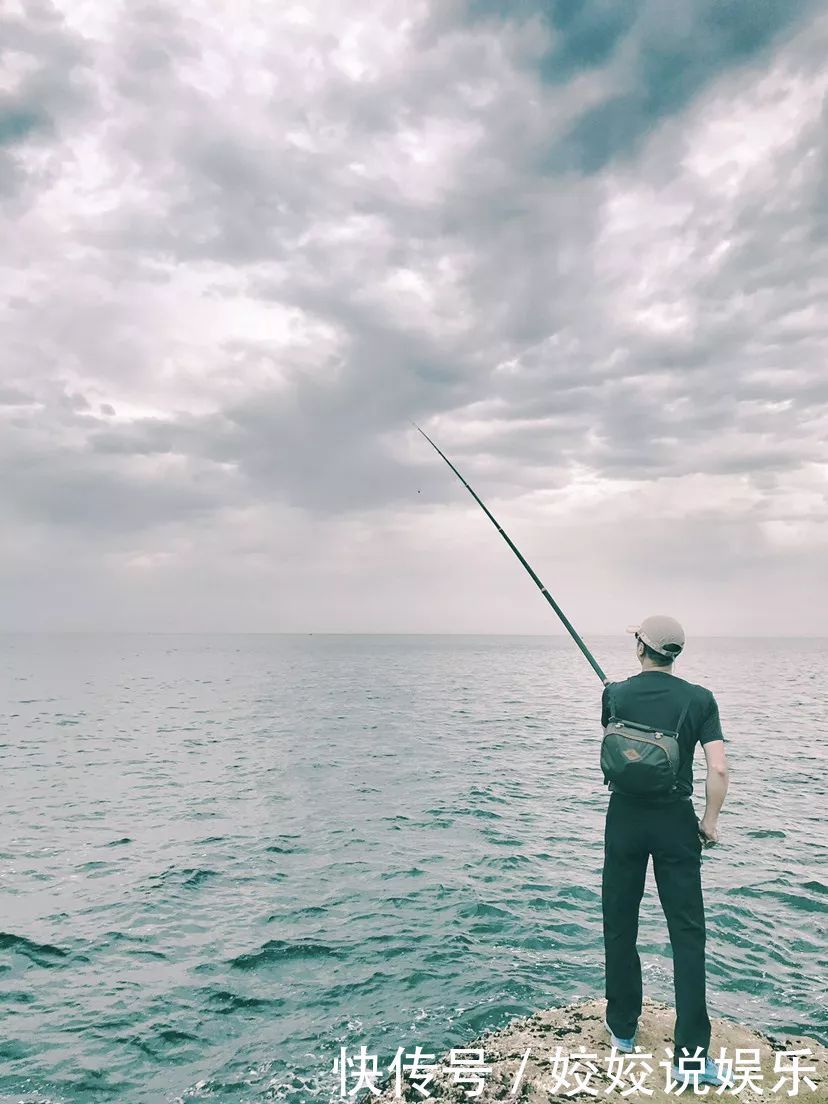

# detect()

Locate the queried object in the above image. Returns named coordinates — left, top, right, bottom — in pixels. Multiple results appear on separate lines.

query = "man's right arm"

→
left=699, top=739, right=728, bottom=843
left=698, top=691, right=728, bottom=844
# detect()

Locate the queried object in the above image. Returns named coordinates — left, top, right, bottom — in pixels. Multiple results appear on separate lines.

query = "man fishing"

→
left=601, top=615, right=730, bottom=1088
left=416, top=427, right=731, bottom=1087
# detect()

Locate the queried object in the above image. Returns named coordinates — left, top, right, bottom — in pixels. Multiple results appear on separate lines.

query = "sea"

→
left=1, top=634, right=826, bottom=1104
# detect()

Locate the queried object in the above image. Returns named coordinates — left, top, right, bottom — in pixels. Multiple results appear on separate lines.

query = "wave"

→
left=0, top=932, right=72, bottom=967
left=229, top=939, right=343, bottom=971
left=202, top=988, right=286, bottom=1014
left=144, top=867, right=219, bottom=890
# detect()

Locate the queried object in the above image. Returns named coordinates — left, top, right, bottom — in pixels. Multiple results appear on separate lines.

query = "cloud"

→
left=0, top=0, right=826, bottom=631
left=489, top=0, right=820, bottom=172
left=0, top=0, right=96, bottom=199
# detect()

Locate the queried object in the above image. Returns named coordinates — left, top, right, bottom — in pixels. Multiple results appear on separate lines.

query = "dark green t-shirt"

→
left=601, top=670, right=724, bottom=803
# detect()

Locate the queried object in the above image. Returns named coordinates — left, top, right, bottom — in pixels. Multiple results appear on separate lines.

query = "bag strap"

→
left=674, top=695, right=692, bottom=736
left=606, top=682, right=692, bottom=735
left=602, top=683, right=614, bottom=786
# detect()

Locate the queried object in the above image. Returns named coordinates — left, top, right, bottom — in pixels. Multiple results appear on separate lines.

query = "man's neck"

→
left=639, top=661, right=674, bottom=674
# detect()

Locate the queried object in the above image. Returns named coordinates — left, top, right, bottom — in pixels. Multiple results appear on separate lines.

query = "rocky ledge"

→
left=377, top=996, right=826, bottom=1103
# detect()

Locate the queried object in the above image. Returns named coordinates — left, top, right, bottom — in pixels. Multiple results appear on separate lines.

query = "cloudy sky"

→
left=2, top=0, right=826, bottom=634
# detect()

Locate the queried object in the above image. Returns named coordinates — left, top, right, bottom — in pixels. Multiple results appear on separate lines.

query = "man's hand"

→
left=697, top=816, right=718, bottom=848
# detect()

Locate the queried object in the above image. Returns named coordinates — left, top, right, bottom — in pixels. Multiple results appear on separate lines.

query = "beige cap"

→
left=627, top=614, right=686, bottom=658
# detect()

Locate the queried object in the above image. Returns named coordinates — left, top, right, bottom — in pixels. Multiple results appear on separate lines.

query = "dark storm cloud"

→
left=0, top=384, right=35, bottom=405
left=3, top=450, right=224, bottom=533
left=83, top=390, right=454, bottom=517
left=0, top=393, right=233, bottom=534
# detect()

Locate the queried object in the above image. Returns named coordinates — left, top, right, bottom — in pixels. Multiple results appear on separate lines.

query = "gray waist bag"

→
left=600, top=690, right=691, bottom=796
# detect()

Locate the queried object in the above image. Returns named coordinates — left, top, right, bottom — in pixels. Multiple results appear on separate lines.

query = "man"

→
left=601, top=615, right=729, bottom=1088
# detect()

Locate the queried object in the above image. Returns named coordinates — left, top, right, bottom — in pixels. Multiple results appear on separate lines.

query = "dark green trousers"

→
left=602, top=792, right=712, bottom=1058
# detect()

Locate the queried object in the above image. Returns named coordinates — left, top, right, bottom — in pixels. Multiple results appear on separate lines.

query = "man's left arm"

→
left=601, top=683, right=611, bottom=727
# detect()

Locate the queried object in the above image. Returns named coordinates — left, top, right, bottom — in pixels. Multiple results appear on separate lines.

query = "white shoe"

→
left=604, top=1017, right=637, bottom=1053
left=671, top=1057, right=731, bottom=1089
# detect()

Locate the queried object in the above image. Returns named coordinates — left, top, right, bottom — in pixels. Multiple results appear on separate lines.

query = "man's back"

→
left=601, top=671, right=724, bottom=801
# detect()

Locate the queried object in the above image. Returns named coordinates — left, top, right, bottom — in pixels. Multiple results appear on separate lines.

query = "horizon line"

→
left=2, top=630, right=827, bottom=639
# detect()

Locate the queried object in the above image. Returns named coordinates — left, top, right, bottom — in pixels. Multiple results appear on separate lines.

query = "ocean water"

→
left=1, top=633, right=826, bottom=1104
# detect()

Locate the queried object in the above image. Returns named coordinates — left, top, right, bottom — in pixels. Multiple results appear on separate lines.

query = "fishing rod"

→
left=414, top=422, right=608, bottom=685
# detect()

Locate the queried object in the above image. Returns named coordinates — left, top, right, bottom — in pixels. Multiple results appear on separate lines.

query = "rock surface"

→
left=378, top=997, right=827, bottom=1103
